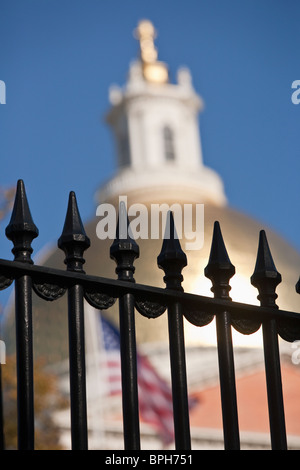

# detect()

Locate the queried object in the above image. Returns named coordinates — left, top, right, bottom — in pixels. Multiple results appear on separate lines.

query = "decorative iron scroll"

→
left=32, top=282, right=66, bottom=301
left=231, top=317, right=261, bottom=335
left=135, top=299, right=166, bottom=318
left=183, top=308, right=214, bottom=327
left=84, top=289, right=116, bottom=310
left=0, top=274, right=13, bottom=291
left=277, top=318, right=300, bottom=343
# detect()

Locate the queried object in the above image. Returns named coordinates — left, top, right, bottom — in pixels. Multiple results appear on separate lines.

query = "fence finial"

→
left=5, top=180, right=39, bottom=263
left=251, top=230, right=281, bottom=308
left=204, top=221, right=235, bottom=299
left=110, top=201, right=139, bottom=281
left=58, top=191, right=90, bottom=272
left=157, top=211, right=187, bottom=290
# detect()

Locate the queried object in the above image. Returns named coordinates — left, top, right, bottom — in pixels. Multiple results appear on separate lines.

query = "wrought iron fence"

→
left=0, top=179, right=300, bottom=450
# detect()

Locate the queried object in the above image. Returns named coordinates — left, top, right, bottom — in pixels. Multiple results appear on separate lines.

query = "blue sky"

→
left=0, top=0, right=300, bottom=266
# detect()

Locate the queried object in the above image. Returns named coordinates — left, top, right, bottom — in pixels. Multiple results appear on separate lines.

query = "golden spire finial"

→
left=134, top=19, right=158, bottom=63
left=134, top=19, right=169, bottom=84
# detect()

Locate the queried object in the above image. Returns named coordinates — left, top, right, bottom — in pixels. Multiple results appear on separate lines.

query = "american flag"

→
left=98, top=314, right=175, bottom=444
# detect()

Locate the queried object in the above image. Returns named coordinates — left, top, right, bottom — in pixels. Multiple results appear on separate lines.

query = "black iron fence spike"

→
left=251, top=230, right=281, bottom=308
left=204, top=221, right=235, bottom=288
left=110, top=201, right=139, bottom=282
left=251, top=230, right=281, bottom=280
left=251, top=230, right=281, bottom=285
left=58, top=191, right=90, bottom=272
left=110, top=201, right=139, bottom=257
left=157, top=211, right=187, bottom=266
left=58, top=191, right=90, bottom=248
left=5, top=179, right=39, bottom=239
left=157, top=211, right=187, bottom=291
left=5, top=180, right=39, bottom=263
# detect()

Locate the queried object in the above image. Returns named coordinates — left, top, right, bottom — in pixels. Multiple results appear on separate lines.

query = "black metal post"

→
left=251, top=230, right=287, bottom=450
left=67, top=283, right=88, bottom=449
left=110, top=202, right=140, bottom=450
left=58, top=191, right=90, bottom=450
left=263, top=318, right=287, bottom=449
left=118, top=293, right=140, bottom=449
left=5, top=180, right=38, bottom=450
left=0, top=364, right=4, bottom=450
left=158, top=211, right=191, bottom=450
left=215, top=310, right=239, bottom=449
left=166, top=302, right=191, bottom=449
left=14, top=275, right=35, bottom=450
left=205, top=221, right=240, bottom=450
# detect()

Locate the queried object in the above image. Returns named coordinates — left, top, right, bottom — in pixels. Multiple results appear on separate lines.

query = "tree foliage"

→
left=1, top=356, right=68, bottom=450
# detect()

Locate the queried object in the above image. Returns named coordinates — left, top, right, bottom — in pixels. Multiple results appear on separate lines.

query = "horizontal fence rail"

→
left=0, top=180, right=300, bottom=450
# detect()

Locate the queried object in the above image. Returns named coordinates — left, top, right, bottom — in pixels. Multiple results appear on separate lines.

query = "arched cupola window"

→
left=117, top=117, right=131, bottom=168
left=163, top=126, right=176, bottom=161
left=118, top=134, right=131, bottom=167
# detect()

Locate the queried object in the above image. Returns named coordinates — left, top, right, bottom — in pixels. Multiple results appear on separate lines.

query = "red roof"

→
left=189, top=362, right=300, bottom=436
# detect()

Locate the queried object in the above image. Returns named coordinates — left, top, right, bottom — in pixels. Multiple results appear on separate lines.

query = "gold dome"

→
left=6, top=194, right=297, bottom=366
left=83, top=198, right=300, bottom=348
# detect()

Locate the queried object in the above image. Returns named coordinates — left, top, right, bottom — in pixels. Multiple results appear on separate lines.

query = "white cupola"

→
left=97, top=20, right=226, bottom=207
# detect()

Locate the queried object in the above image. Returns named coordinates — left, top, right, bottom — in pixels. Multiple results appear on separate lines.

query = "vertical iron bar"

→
left=167, top=302, right=191, bottom=449
left=58, top=191, right=90, bottom=450
left=110, top=201, right=140, bottom=450
left=216, top=311, right=240, bottom=450
left=5, top=180, right=38, bottom=450
left=251, top=230, right=287, bottom=450
left=118, top=293, right=140, bottom=450
left=262, top=318, right=287, bottom=449
left=0, top=363, right=4, bottom=450
left=15, top=275, right=34, bottom=450
left=68, top=284, right=88, bottom=450
left=158, top=211, right=191, bottom=449
left=205, top=222, right=240, bottom=449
